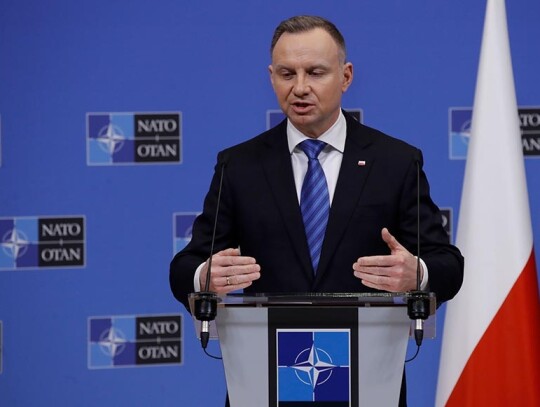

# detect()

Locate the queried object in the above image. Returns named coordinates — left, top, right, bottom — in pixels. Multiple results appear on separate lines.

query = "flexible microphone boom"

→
left=407, top=153, right=430, bottom=347
left=193, top=153, right=228, bottom=350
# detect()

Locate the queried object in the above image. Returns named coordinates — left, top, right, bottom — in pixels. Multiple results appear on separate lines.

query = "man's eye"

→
left=281, top=72, right=294, bottom=79
left=310, top=70, right=324, bottom=77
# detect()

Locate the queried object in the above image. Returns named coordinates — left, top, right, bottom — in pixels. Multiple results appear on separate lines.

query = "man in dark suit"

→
left=170, top=15, right=463, bottom=406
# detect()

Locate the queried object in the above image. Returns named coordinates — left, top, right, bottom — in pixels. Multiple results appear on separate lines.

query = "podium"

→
left=189, top=292, right=436, bottom=407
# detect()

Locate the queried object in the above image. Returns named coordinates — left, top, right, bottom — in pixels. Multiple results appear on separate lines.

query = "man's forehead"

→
left=271, top=29, right=341, bottom=62
left=273, top=28, right=336, bottom=49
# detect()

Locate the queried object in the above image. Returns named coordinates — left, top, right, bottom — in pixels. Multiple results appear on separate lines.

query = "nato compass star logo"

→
left=98, top=327, right=127, bottom=358
left=277, top=330, right=351, bottom=403
left=87, top=113, right=135, bottom=165
left=88, top=316, right=137, bottom=368
left=0, top=217, right=39, bottom=269
left=1, top=228, right=29, bottom=259
left=96, top=123, right=125, bottom=155
left=292, top=343, right=336, bottom=389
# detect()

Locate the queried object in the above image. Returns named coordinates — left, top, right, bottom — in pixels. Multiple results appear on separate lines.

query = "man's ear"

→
left=268, top=64, right=275, bottom=88
left=342, top=62, right=353, bottom=92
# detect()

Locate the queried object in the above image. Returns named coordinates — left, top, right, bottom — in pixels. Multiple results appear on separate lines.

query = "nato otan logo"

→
left=0, top=216, right=85, bottom=270
left=449, top=107, right=540, bottom=159
left=87, top=112, right=182, bottom=165
left=88, top=314, right=182, bottom=369
left=173, top=212, right=199, bottom=254
left=266, top=109, right=363, bottom=130
left=277, top=329, right=351, bottom=405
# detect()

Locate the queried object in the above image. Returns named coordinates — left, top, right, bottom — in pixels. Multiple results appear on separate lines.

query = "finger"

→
left=204, top=249, right=240, bottom=274
left=215, top=248, right=241, bottom=257
left=221, top=270, right=261, bottom=287
left=381, top=228, right=406, bottom=252
left=215, top=264, right=261, bottom=280
left=216, top=271, right=260, bottom=294
left=354, top=255, right=401, bottom=269
left=360, top=278, right=400, bottom=292
left=354, top=271, right=391, bottom=289
left=360, top=280, right=379, bottom=290
left=353, top=267, right=392, bottom=280
left=359, top=278, right=382, bottom=290
left=213, top=254, right=258, bottom=267
left=215, top=281, right=254, bottom=295
left=203, top=249, right=240, bottom=287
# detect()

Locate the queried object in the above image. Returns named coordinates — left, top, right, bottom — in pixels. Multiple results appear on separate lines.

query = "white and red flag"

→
left=435, top=0, right=540, bottom=405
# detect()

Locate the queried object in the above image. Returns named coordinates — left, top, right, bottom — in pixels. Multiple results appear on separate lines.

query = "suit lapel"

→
left=260, top=123, right=314, bottom=282
left=315, top=116, right=376, bottom=286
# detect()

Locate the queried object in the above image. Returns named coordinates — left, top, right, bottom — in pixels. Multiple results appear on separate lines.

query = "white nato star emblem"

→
left=98, top=327, right=127, bottom=357
left=1, top=228, right=29, bottom=259
left=97, top=123, right=125, bottom=155
left=292, top=344, right=336, bottom=389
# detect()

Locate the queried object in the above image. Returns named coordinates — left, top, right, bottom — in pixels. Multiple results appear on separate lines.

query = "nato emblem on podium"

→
left=268, top=307, right=359, bottom=407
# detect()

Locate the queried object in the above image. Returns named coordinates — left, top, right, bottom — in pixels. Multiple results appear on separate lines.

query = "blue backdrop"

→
left=1, top=0, right=539, bottom=406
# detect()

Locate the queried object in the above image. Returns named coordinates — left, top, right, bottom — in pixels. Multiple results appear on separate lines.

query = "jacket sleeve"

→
left=169, top=150, right=238, bottom=312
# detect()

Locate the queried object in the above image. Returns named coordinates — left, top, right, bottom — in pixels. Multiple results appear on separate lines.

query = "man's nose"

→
left=292, top=74, right=310, bottom=96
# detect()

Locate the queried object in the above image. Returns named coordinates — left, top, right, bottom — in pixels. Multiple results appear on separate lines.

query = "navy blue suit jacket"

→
left=170, top=111, right=463, bottom=311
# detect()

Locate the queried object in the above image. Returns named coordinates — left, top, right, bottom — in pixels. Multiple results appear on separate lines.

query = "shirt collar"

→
left=287, top=110, right=347, bottom=154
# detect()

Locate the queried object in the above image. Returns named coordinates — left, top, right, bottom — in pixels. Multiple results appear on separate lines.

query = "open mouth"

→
left=292, top=102, right=314, bottom=113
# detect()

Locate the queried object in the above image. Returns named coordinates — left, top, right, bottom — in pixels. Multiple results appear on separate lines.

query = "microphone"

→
left=193, top=153, right=228, bottom=350
left=407, top=153, right=430, bottom=347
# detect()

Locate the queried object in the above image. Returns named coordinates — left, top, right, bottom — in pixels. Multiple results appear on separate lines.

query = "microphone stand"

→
left=193, top=159, right=227, bottom=350
left=407, top=156, right=430, bottom=347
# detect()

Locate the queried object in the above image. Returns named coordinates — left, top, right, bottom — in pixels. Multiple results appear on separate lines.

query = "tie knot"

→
left=299, top=139, right=327, bottom=160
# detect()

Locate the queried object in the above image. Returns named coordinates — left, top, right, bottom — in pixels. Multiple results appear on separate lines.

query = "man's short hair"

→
left=270, top=15, right=347, bottom=62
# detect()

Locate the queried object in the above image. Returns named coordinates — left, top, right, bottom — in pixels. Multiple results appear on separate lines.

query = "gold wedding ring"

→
left=226, top=276, right=231, bottom=286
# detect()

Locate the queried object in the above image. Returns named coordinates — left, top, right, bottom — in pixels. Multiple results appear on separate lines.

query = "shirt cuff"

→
left=418, top=257, right=429, bottom=291
left=193, top=262, right=205, bottom=292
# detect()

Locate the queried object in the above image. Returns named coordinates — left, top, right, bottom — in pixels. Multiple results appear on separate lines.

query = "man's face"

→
left=269, top=28, right=353, bottom=138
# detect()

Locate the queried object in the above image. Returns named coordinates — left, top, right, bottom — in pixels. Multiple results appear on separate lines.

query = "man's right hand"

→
left=200, top=248, right=261, bottom=294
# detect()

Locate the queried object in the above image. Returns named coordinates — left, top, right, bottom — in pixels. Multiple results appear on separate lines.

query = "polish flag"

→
left=435, top=0, right=540, bottom=405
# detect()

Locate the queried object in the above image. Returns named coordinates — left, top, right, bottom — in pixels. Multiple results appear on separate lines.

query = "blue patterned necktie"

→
left=299, top=139, right=330, bottom=274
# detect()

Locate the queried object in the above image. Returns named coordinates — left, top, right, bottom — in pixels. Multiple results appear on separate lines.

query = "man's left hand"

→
left=352, top=228, right=421, bottom=292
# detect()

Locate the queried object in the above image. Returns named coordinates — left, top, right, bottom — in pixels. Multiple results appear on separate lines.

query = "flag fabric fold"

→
left=435, top=0, right=540, bottom=405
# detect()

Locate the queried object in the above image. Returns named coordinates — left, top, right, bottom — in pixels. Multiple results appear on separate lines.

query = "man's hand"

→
left=200, top=248, right=261, bottom=294
left=352, top=228, right=421, bottom=292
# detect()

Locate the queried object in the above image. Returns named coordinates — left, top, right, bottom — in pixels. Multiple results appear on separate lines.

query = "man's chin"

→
left=289, top=119, right=321, bottom=138
left=288, top=111, right=314, bottom=126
